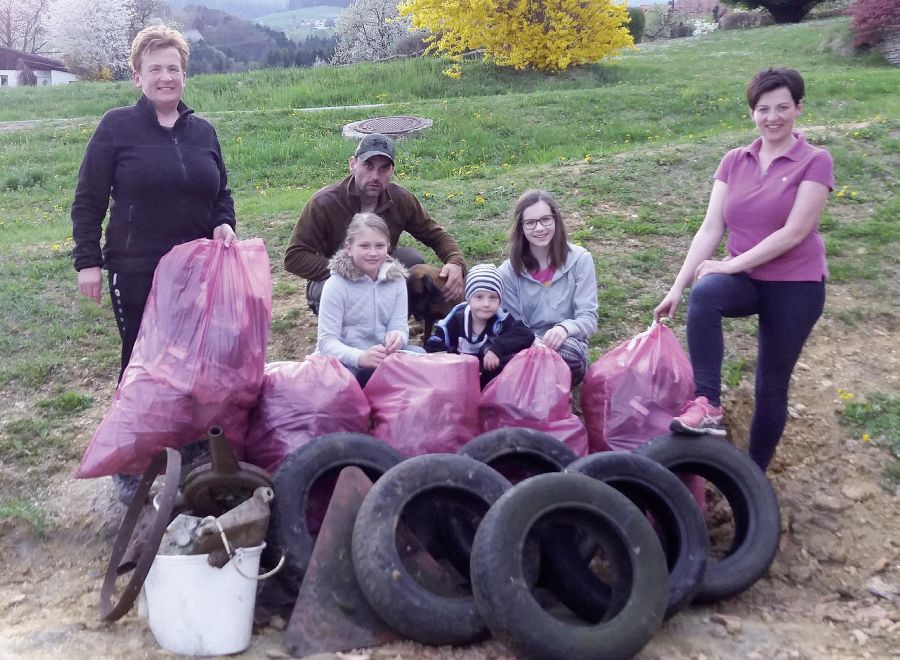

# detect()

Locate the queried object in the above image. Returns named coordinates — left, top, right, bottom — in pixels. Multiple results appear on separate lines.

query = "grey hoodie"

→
left=316, top=250, right=409, bottom=368
left=498, top=243, right=598, bottom=342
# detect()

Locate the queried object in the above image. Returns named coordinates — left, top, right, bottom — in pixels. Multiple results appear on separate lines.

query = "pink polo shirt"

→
left=715, top=132, right=835, bottom=281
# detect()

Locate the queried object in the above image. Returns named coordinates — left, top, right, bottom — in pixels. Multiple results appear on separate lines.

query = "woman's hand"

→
left=77, top=267, right=103, bottom=304
left=693, top=258, right=734, bottom=283
left=654, top=289, right=683, bottom=321
left=439, top=263, right=464, bottom=301
left=383, top=331, right=404, bottom=353
left=213, top=223, right=236, bottom=247
left=482, top=350, right=500, bottom=371
left=542, top=325, right=568, bottom=351
left=359, top=345, right=388, bottom=369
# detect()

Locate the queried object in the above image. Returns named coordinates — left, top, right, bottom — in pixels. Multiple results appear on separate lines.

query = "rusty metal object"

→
left=100, top=447, right=181, bottom=622
left=283, top=467, right=400, bottom=656
left=196, top=486, right=274, bottom=568
left=181, top=426, right=273, bottom=517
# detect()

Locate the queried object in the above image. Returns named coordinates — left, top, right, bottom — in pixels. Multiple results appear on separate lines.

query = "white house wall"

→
left=0, top=69, right=80, bottom=87
left=50, top=70, right=79, bottom=85
left=0, top=69, right=20, bottom=87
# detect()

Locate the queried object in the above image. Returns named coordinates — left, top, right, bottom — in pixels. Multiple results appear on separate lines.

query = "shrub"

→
left=720, top=0, right=829, bottom=23
left=398, top=0, right=633, bottom=71
left=391, top=30, right=431, bottom=57
left=721, top=11, right=775, bottom=29
left=670, top=21, right=695, bottom=38
left=850, top=0, right=900, bottom=47
left=627, top=8, right=646, bottom=44
left=691, top=18, right=719, bottom=35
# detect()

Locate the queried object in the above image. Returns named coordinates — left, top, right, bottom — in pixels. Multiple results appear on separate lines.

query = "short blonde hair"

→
left=130, top=25, right=190, bottom=73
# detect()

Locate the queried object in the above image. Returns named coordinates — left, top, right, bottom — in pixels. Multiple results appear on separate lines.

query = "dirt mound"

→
left=1, top=282, right=898, bottom=659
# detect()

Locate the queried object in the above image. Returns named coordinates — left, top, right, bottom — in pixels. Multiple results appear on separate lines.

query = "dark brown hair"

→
left=508, top=190, right=570, bottom=275
left=746, top=68, right=804, bottom=110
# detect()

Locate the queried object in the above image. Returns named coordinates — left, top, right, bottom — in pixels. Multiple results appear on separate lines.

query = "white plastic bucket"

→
left=143, top=543, right=264, bottom=656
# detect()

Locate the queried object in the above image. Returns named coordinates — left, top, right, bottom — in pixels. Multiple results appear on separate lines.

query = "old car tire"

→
left=635, top=433, right=781, bottom=603
left=459, top=427, right=578, bottom=480
left=562, top=451, right=708, bottom=618
left=267, top=432, right=404, bottom=591
left=352, top=453, right=511, bottom=645
left=471, top=472, right=669, bottom=660
left=438, top=427, right=577, bottom=577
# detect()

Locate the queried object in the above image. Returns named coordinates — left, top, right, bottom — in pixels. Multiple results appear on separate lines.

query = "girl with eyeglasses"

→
left=499, top=190, right=599, bottom=385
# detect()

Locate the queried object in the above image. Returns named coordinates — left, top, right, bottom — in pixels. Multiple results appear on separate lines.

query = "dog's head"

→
left=407, top=264, right=449, bottom=323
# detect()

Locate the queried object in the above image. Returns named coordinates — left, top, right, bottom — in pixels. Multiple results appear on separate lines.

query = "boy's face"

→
left=469, top=290, right=500, bottom=321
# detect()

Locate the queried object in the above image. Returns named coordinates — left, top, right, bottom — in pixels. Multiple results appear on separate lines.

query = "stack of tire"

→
left=268, top=428, right=781, bottom=660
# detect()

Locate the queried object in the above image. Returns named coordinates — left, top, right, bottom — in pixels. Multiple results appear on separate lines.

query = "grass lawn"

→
left=0, top=17, right=898, bottom=489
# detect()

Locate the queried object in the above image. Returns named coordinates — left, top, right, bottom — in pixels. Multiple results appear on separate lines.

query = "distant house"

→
left=0, top=47, right=79, bottom=88
left=673, top=0, right=728, bottom=20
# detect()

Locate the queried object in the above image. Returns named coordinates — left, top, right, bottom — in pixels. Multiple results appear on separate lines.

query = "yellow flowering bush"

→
left=398, top=0, right=633, bottom=71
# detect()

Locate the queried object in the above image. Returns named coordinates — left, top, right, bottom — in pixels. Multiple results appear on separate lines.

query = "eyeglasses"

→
left=521, top=215, right=555, bottom=231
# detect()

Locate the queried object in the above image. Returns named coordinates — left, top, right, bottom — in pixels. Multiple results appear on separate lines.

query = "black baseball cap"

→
left=354, top=133, right=395, bottom=165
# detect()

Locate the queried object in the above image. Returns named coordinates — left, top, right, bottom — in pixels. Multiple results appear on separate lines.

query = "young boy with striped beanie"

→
left=425, top=264, right=534, bottom=387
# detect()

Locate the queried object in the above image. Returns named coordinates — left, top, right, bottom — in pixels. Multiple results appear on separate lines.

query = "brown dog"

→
left=407, top=263, right=464, bottom=343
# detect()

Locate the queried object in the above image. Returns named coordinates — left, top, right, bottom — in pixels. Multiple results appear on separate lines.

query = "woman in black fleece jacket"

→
left=71, top=25, right=236, bottom=380
left=71, top=26, right=236, bottom=503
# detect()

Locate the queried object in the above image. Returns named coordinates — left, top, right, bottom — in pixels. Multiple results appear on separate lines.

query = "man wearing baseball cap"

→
left=285, top=133, right=466, bottom=314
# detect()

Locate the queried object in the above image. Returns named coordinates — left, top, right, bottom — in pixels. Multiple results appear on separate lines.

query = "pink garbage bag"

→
left=76, top=239, right=271, bottom=478
left=580, top=322, right=694, bottom=453
left=365, top=352, right=481, bottom=456
left=480, top=345, right=588, bottom=457
left=245, top=356, right=371, bottom=472
left=580, top=323, right=704, bottom=509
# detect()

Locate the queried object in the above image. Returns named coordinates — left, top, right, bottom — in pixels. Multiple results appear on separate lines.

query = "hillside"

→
left=167, top=0, right=349, bottom=18
left=255, top=5, right=342, bottom=41
left=0, top=18, right=898, bottom=659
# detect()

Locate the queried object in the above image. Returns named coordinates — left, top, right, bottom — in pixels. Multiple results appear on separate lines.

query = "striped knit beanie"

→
left=465, top=264, right=503, bottom=300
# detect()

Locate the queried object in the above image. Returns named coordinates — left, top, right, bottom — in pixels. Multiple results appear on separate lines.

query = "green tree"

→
left=627, top=7, right=646, bottom=43
left=721, top=0, right=826, bottom=23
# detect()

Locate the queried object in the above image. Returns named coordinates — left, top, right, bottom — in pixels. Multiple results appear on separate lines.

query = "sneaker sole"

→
left=670, top=419, right=727, bottom=437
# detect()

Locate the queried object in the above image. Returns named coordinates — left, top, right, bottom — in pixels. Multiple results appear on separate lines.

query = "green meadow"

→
left=0, top=18, right=898, bottom=490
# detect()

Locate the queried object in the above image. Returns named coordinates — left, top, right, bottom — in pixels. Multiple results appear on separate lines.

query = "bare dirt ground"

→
left=1, top=278, right=898, bottom=660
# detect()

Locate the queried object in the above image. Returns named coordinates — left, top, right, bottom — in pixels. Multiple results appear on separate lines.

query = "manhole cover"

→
left=343, top=115, right=433, bottom=140
left=356, top=116, right=431, bottom=136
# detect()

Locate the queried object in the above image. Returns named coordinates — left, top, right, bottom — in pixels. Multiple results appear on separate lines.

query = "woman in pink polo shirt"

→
left=654, top=68, right=834, bottom=471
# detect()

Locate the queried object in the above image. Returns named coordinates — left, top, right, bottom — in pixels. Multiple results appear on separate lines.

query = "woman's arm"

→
left=693, top=180, right=830, bottom=281
left=71, top=117, right=117, bottom=273
left=72, top=116, right=118, bottom=303
left=654, top=180, right=728, bottom=320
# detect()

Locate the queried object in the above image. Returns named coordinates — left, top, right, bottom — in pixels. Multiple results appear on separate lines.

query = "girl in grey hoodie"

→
left=316, top=213, right=414, bottom=386
left=499, top=190, right=599, bottom=386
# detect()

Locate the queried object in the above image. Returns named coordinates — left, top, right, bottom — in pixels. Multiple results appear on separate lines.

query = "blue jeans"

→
left=686, top=273, right=825, bottom=470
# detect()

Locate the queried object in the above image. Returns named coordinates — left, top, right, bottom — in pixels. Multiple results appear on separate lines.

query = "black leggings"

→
left=686, top=273, right=825, bottom=470
left=108, top=270, right=155, bottom=382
